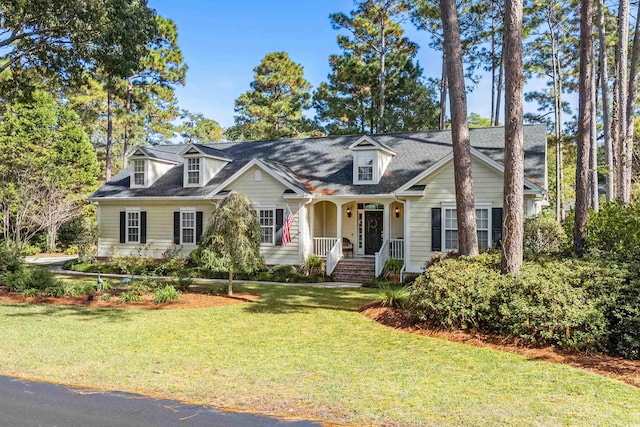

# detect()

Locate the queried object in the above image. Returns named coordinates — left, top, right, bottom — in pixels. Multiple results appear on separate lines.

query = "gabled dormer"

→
left=349, top=136, right=396, bottom=185
left=128, top=147, right=178, bottom=189
left=179, top=144, right=231, bottom=187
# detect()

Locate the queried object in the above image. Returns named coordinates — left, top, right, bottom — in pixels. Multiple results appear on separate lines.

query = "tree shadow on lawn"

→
left=241, top=285, right=377, bottom=315
left=2, top=303, right=136, bottom=322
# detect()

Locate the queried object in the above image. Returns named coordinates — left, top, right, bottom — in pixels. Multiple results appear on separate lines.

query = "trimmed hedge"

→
left=409, top=253, right=639, bottom=359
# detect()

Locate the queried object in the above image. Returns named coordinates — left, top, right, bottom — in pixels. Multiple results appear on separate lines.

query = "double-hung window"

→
left=187, top=158, right=200, bottom=185
left=358, top=159, right=374, bottom=182
left=133, top=160, right=145, bottom=186
left=258, top=209, right=275, bottom=245
left=126, top=209, right=140, bottom=243
left=181, top=209, right=196, bottom=244
left=442, top=204, right=491, bottom=251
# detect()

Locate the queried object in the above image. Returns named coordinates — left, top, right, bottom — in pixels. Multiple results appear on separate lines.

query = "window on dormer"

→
left=133, top=160, right=145, bottom=186
left=357, top=158, right=374, bottom=182
left=187, top=158, right=200, bottom=184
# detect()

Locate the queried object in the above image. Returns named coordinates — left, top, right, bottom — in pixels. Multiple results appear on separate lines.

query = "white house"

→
left=89, top=125, right=548, bottom=281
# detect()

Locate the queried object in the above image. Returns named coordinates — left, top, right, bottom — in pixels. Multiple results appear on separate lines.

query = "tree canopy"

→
left=228, top=52, right=314, bottom=141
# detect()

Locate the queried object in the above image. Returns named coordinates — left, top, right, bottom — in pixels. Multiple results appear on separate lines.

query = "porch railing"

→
left=326, top=238, right=342, bottom=276
left=313, top=237, right=339, bottom=257
left=390, top=238, right=404, bottom=259
left=374, top=239, right=390, bottom=278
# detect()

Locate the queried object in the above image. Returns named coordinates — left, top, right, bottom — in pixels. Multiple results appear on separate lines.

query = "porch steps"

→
left=332, top=258, right=376, bottom=283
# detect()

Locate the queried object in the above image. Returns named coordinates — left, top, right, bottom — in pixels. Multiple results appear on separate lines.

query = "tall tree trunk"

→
left=490, top=12, right=497, bottom=123
left=590, top=45, right=599, bottom=212
left=574, top=0, right=594, bottom=256
left=598, top=0, right=614, bottom=202
left=550, top=22, right=564, bottom=222
left=123, top=77, right=132, bottom=169
left=439, top=56, right=448, bottom=130
left=501, top=0, right=524, bottom=275
left=494, top=51, right=504, bottom=126
left=624, top=0, right=640, bottom=200
left=615, top=0, right=630, bottom=202
left=228, top=270, right=234, bottom=295
left=378, top=12, right=386, bottom=132
left=440, top=0, right=478, bottom=256
left=106, top=86, right=113, bottom=182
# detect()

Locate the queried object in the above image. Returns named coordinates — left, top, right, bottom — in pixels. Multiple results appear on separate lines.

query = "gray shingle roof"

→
left=90, top=125, right=547, bottom=199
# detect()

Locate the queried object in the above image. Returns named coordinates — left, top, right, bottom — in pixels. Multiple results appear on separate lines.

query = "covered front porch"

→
left=308, top=199, right=405, bottom=277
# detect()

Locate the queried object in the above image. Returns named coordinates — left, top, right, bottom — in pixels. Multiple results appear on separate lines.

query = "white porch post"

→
left=336, top=201, right=343, bottom=256
left=383, top=201, right=391, bottom=244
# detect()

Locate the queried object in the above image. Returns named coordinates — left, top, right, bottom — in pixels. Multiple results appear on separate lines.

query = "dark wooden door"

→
left=364, top=210, right=383, bottom=255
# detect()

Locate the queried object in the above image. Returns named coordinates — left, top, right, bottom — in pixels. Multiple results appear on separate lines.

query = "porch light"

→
left=346, top=206, right=352, bottom=218
left=395, top=206, right=400, bottom=217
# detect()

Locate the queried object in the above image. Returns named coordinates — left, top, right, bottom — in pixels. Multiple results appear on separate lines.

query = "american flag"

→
left=282, top=207, right=294, bottom=247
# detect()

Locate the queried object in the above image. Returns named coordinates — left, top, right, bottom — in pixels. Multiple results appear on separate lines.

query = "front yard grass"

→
left=0, top=280, right=638, bottom=426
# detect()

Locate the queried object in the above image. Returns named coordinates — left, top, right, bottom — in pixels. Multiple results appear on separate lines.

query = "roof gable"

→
left=348, top=135, right=396, bottom=156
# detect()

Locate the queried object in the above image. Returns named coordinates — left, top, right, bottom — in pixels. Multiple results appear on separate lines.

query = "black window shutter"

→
left=140, top=211, right=147, bottom=244
left=275, top=209, right=284, bottom=246
left=119, top=212, right=126, bottom=243
left=173, top=212, right=181, bottom=245
left=196, top=211, right=203, bottom=244
left=492, top=208, right=503, bottom=248
left=431, top=208, right=441, bottom=251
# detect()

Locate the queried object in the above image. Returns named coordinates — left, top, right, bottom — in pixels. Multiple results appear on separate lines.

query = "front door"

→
left=364, top=210, right=383, bottom=255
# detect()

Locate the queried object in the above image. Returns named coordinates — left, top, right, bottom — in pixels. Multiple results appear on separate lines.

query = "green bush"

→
left=303, top=255, right=324, bottom=275
left=587, top=201, right=640, bottom=262
left=409, top=254, right=630, bottom=354
left=378, top=283, right=411, bottom=309
left=21, top=288, right=39, bottom=298
left=382, top=258, right=404, bottom=281
left=271, top=264, right=297, bottom=281
left=523, top=216, right=567, bottom=256
left=0, top=246, right=22, bottom=276
left=99, top=293, right=112, bottom=301
left=152, top=285, right=181, bottom=304
left=44, top=286, right=65, bottom=297
left=119, top=291, right=141, bottom=303
left=5, top=268, right=60, bottom=293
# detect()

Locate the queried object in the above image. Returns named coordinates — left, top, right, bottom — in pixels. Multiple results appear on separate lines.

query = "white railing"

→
left=313, top=237, right=339, bottom=257
left=326, top=238, right=342, bottom=276
left=374, top=239, right=390, bottom=278
left=390, top=239, right=404, bottom=260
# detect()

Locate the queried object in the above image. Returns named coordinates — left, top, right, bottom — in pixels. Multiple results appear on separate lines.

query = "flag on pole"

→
left=282, top=207, right=294, bottom=246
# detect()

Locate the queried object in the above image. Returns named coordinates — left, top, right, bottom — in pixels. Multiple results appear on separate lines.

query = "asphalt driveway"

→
left=0, top=376, right=321, bottom=427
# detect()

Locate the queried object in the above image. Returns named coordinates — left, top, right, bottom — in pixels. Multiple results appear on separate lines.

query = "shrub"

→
left=587, top=201, right=640, bottom=262
left=271, top=264, right=297, bottom=281
left=410, top=254, right=505, bottom=329
left=523, top=216, right=567, bottom=256
left=378, top=283, right=411, bottom=308
left=152, top=285, right=181, bottom=304
left=5, top=268, right=60, bottom=292
left=44, top=286, right=66, bottom=297
left=303, top=255, right=324, bottom=276
left=0, top=247, right=22, bottom=276
left=171, top=275, right=192, bottom=292
left=21, top=288, right=39, bottom=298
left=119, top=291, right=141, bottom=303
left=382, top=258, right=404, bottom=281
left=99, top=293, right=112, bottom=301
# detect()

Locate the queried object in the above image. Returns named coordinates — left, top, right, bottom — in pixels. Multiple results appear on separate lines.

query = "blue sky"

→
left=149, top=0, right=553, bottom=129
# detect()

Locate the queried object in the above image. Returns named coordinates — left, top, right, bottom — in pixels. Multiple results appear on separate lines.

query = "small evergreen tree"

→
left=192, top=193, right=263, bottom=295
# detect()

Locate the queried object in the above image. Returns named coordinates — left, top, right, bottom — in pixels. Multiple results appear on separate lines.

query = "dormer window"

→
left=358, top=158, right=374, bottom=182
left=187, top=158, right=200, bottom=185
left=133, top=160, right=146, bottom=187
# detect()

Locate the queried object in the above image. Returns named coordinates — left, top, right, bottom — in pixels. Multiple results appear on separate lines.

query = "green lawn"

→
left=0, top=281, right=639, bottom=426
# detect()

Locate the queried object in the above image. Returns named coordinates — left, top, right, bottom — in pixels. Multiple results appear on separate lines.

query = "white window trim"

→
left=180, top=207, right=197, bottom=245
left=125, top=208, right=141, bottom=244
left=441, top=202, right=492, bottom=251
left=353, top=152, right=378, bottom=185
left=253, top=205, right=276, bottom=246
left=131, top=159, right=147, bottom=188
left=184, top=156, right=202, bottom=187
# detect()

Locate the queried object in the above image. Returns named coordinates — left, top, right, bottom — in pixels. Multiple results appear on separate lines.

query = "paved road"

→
left=0, top=376, right=322, bottom=427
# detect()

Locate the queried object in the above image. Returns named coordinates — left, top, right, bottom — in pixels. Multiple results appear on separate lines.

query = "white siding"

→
left=97, top=200, right=214, bottom=258
left=406, top=158, right=505, bottom=272
left=227, top=165, right=301, bottom=265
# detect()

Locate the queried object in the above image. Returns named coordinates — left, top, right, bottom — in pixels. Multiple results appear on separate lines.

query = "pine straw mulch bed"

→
left=0, top=288, right=260, bottom=310
left=360, top=302, right=640, bottom=388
